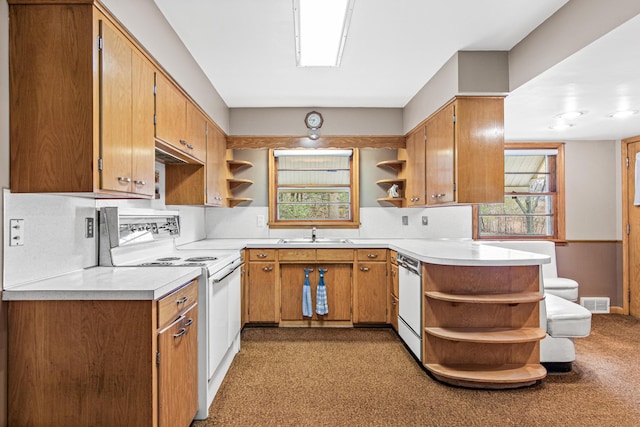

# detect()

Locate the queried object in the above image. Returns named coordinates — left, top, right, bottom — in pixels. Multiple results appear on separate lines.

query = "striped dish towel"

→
left=302, top=268, right=313, bottom=317
left=316, top=269, right=328, bottom=315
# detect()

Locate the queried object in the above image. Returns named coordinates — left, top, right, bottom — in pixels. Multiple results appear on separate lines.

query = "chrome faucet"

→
left=311, top=227, right=317, bottom=242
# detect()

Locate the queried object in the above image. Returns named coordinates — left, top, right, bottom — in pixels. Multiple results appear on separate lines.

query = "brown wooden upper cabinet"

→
left=405, top=96, right=504, bottom=206
left=155, top=74, right=206, bottom=163
left=8, top=3, right=155, bottom=197
left=206, top=124, right=228, bottom=206
left=405, top=126, right=427, bottom=207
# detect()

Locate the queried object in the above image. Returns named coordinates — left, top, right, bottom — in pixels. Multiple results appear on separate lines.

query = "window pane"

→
left=479, top=195, right=553, bottom=236
left=277, top=188, right=351, bottom=220
left=504, top=172, right=549, bottom=193
left=278, top=170, right=351, bottom=185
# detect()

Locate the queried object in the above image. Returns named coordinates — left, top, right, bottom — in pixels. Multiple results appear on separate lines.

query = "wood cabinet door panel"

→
left=206, top=124, right=227, bottom=205
left=248, top=263, right=278, bottom=322
left=155, top=74, right=186, bottom=147
left=186, top=102, right=207, bottom=161
left=406, top=127, right=426, bottom=206
left=279, top=249, right=316, bottom=262
left=280, top=264, right=309, bottom=320
left=355, top=262, right=388, bottom=323
left=426, top=103, right=454, bottom=204
left=321, top=264, right=352, bottom=321
left=131, top=51, right=156, bottom=196
left=316, top=249, right=354, bottom=262
left=158, top=303, right=198, bottom=427
left=99, top=19, right=132, bottom=193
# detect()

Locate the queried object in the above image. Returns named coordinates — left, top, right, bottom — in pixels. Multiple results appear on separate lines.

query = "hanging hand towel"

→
left=302, top=268, right=313, bottom=317
left=316, top=269, right=329, bottom=315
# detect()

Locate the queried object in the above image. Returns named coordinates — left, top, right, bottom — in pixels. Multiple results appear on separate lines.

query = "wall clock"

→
left=304, top=111, right=324, bottom=129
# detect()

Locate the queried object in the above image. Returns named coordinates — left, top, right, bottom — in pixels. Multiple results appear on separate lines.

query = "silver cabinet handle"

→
left=173, top=328, right=186, bottom=339
left=257, top=253, right=267, bottom=258
left=117, top=177, right=131, bottom=183
left=367, top=254, right=378, bottom=258
left=176, top=296, right=188, bottom=305
left=263, top=266, right=273, bottom=272
left=134, top=180, right=146, bottom=186
left=360, top=267, right=370, bottom=272
left=431, top=193, right=446, bottom=199
left=184, top=318, right=193, bottom=328
left=179, top=139, right=187, bottom=146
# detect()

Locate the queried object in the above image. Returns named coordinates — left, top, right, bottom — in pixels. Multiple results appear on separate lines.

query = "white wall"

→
left=564, top=140, right=620, bottom=240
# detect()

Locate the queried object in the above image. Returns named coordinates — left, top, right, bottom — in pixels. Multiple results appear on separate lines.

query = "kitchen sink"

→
left=278, top=237, right=353, bottom=244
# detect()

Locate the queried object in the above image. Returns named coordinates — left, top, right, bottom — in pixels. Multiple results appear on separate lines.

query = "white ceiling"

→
left=154, top=0, right=640, bottom=141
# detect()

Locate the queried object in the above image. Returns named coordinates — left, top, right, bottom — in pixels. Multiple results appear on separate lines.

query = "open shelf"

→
left=376, top=197, right=405, bottom=208
left=226, top=160, right=253, bottom=173
left=425, top=327, right=546, bottom=343
left=227, top=197, right=253, bottom=207
left=376, top=160, right=405, bottom=173
left=227, top=178, right=253, bottom=190
left=425, top=291, right=544, bottom=304
left=424, top=363, right=547, bottom=389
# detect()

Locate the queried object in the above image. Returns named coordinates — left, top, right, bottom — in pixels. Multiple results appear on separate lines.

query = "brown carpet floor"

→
left=192, top=314, right=640, bottom=427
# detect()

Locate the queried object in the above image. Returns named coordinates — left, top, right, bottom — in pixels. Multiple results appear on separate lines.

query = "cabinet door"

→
left=355, top=262, right=388, bottom=323
left=248, top=262, right=278, bottom=322
left=131, top=51, right=156, bottom=196
left=158, top=303, right=198, bottom=427
left=156, top=73, right=187, bottom=148
left=321, top=264, right=352, bottom=321
left=186, top=102, right=207, bottom=161
left=390, top=295, right=399, bottom=332
left=280, top=264, right=310, bottom=320
left=425, top=103, right=454, bottom=204
left=100, top=19, right=133, bottom=193
left=206, top=124, right=227, bottom=206
left=406, top=126, right=426, bottom=206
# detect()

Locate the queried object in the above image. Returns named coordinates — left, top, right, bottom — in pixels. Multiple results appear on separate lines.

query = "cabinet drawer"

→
left=316, top=249, right=354, bottom=262
left=158, top=279, right=198, bottom=329
left=279, top=249, right=316, bottom=262
left=249, top=249, right=276, bottom=261
left=390, top=250, right=398, bottom=265
left=357, top=249, right=387, bottom=261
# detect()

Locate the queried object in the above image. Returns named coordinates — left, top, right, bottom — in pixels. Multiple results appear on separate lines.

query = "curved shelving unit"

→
left=226, top=159, right=253, bottom=207
left=376, top=197, right=404, bottom=208
left=376, top=161, right=406, bottom=207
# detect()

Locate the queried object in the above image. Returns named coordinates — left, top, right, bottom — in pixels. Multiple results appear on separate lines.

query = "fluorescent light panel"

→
left=294, top=0, right=354, bottom=67
left=274, top=149, right=353, bottom=157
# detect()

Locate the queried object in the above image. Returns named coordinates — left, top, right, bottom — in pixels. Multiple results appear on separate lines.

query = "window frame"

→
left=473, top=142, right=566, bottom=242
left=268, top=148, right=360, bottom=229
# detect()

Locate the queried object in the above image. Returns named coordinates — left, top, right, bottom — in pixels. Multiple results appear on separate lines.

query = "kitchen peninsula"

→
left=182, top=238, right=550, bottom=389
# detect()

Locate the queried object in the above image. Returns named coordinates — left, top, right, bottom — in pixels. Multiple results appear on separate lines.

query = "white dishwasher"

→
left=397, top=253, right=422, bottom=361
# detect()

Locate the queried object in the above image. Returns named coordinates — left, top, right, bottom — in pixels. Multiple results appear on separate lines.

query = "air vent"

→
left=580, top=297, right=610, bottom=313
left=155, top=147, right=187, bottom=164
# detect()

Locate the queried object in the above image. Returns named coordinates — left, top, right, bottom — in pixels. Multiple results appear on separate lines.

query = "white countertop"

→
left=3, top=238, right=548, bottom=301
left=179, top=238, right=550, bottom=267
left=2, top=266, right=202, bottom=301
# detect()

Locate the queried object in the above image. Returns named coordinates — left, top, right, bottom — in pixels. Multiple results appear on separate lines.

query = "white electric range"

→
left=98, top=207, right=243, bottom=420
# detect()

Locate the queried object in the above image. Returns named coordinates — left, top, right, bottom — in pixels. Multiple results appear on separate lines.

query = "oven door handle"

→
left=212, top=261, right=244, bottom=283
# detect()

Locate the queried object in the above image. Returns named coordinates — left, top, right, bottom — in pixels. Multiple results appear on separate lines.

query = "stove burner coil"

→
left=184, top=256, right=218, bottom=262
left=156, top=257, right=181, bottom=261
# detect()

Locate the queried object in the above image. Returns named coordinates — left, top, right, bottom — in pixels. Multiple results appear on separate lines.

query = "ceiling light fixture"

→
left=548, top=123, right=574, bottom=131
left=556, top=111, right=585, bottom=120
left=293, top=0, right=355, bottom=67
left=608, top=110, right=638, bottom=118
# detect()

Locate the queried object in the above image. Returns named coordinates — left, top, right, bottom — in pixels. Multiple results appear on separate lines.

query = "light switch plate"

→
left=402, top=216, right=408, bottom=226
left=10, top=219, right=25, bottom=246
left=422, top=216, right=428, bottom=226
left=85, top=217, right=94, bottom=238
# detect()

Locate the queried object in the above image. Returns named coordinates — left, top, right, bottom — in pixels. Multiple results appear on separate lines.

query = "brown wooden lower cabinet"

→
left=8, top=280, right=198, bottom=427
left=280, top=264, right=352, bottom=322
left=247, top=261, right=279, bottom=322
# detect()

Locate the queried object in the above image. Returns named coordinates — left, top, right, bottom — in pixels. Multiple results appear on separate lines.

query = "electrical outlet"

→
left=402, top=216, right=408, bottom=226
left=85, top=217, right=94, bottom=238
left=256, top=215, right=265, bottom=227
left=10, top=219, right=24, bottom=246
left=422, top=216, right=428, bottom=226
